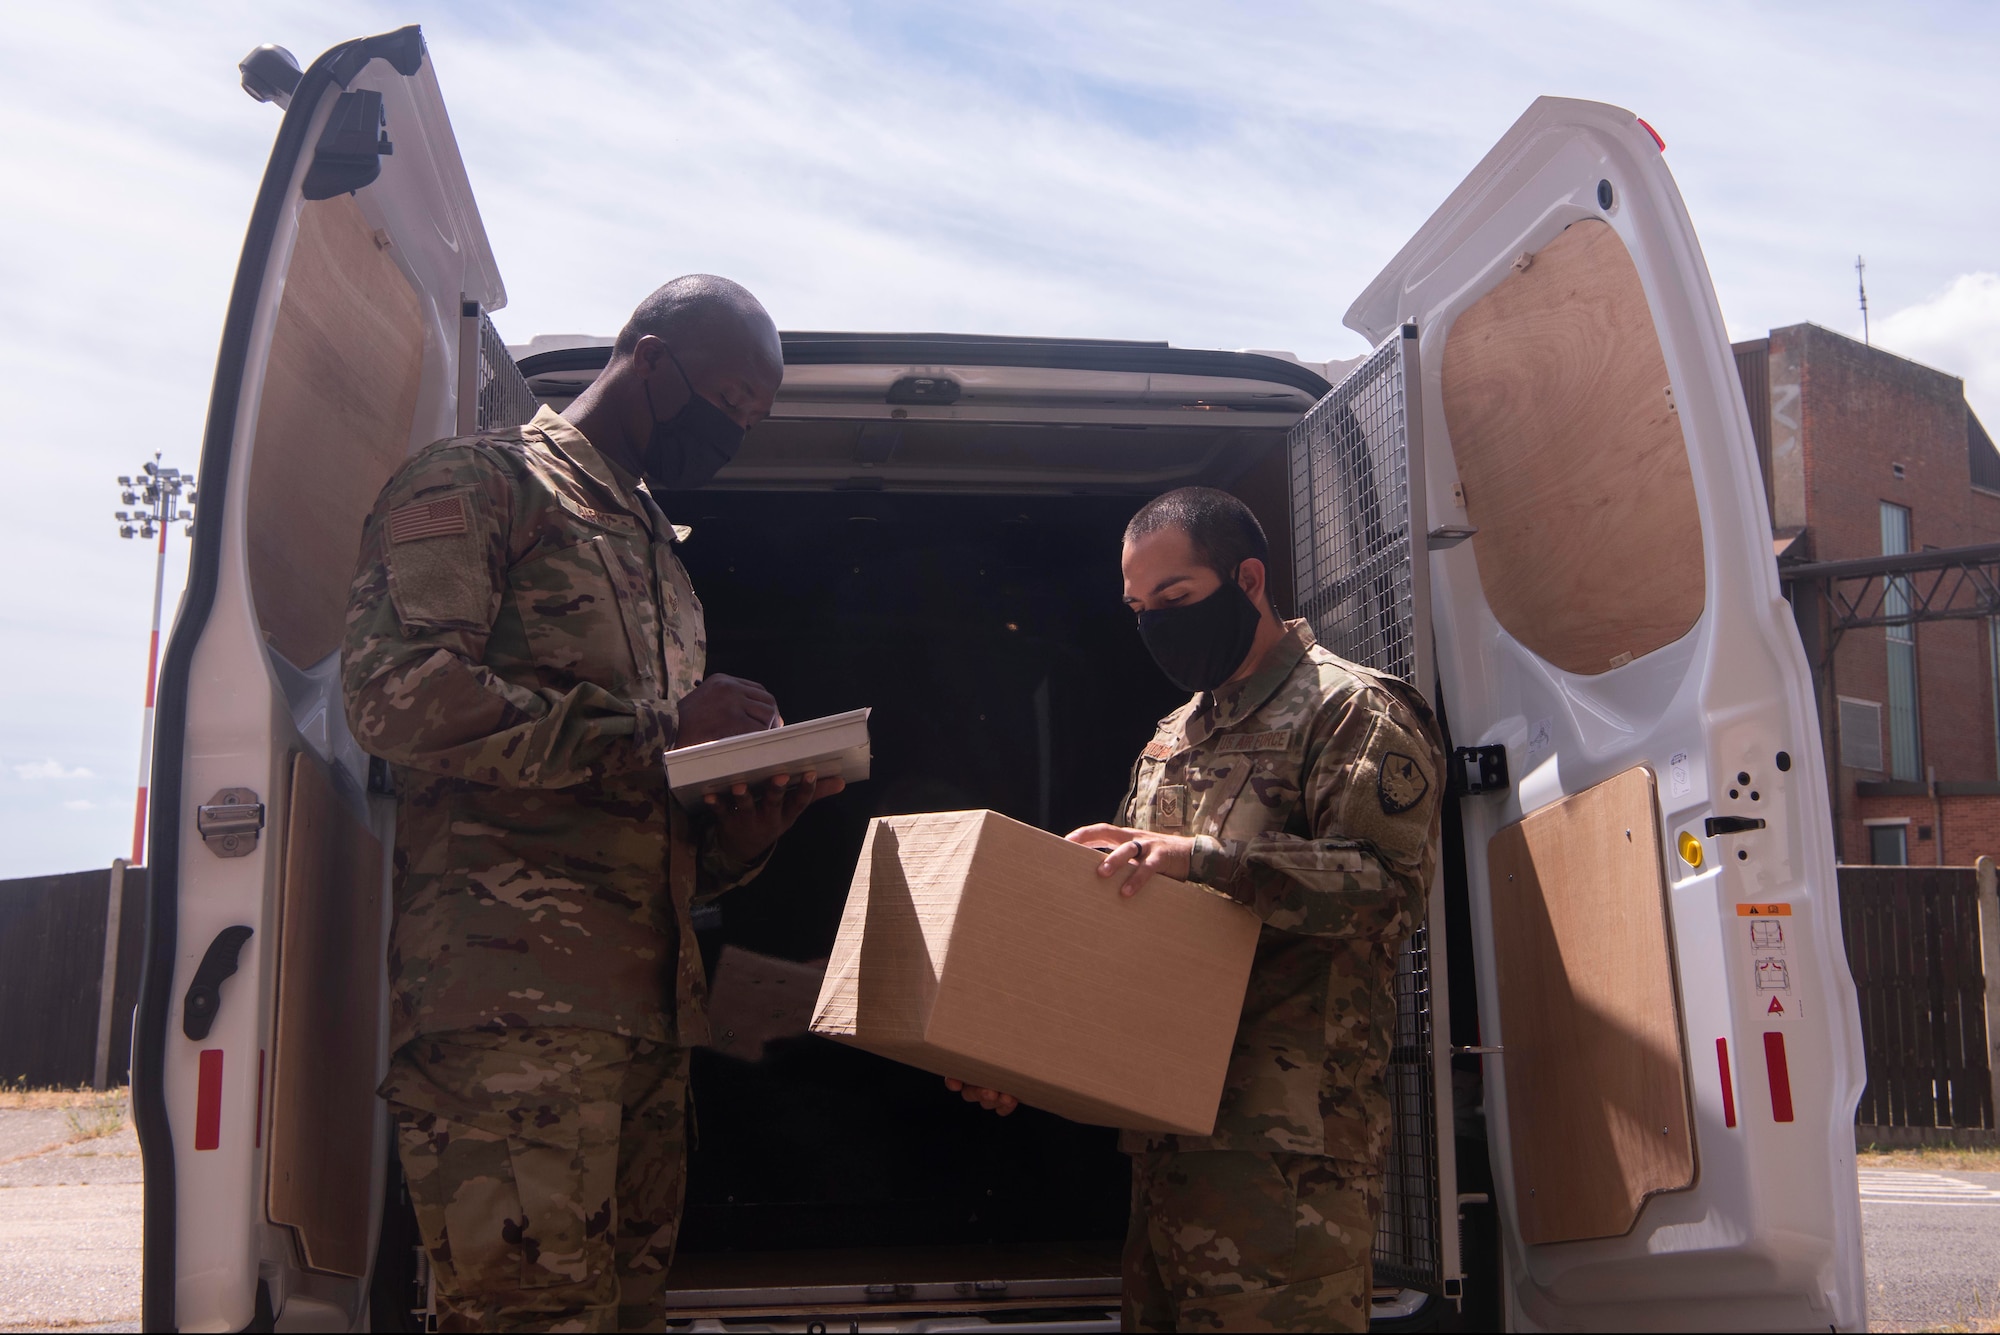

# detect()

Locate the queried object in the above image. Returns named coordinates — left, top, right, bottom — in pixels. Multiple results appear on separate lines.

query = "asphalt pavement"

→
left=0, top=1105, right=1994, bottom=1332
left=1860, top=1167, right=2000, bottom=1332
left=0, top=1107, right=142, bottom=1334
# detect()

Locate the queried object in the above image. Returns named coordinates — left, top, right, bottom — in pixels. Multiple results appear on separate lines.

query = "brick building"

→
left=1734, top=323, right=2000, bottom=864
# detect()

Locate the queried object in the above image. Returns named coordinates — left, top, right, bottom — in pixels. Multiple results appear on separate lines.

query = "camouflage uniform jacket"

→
left=1117, top=620, right=1444, bottom=1165
left=342, top=405, right=759, bottom=1053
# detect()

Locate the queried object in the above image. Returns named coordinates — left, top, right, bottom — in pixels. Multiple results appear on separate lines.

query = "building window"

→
left=1991, top=617, right=2000, bottom=780
left=1868, top=823, right=1909, bottom=865
left=1880, top=502, right=1921, bottom=781
left=1838, top=696, right=1884, bottom=772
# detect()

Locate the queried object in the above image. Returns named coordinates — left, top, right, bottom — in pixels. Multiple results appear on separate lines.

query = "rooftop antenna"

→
left=1856, top=255, right=1870, bottom=347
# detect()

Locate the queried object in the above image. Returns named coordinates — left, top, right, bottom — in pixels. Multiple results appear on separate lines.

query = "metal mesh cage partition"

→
left=476, top=314, right=540, bottom=432
left=1287, top=331, right=1443, bottom=1294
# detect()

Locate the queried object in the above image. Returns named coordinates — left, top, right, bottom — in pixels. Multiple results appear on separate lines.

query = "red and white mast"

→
left=116, top=456, right=193, bottom=867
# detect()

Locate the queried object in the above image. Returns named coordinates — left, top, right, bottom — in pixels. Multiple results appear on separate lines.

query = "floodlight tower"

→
left=115, top=455, right=195, bottom=865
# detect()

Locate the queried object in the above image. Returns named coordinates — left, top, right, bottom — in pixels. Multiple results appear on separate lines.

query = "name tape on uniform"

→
left=1214, top=728, right=1295, bottom=754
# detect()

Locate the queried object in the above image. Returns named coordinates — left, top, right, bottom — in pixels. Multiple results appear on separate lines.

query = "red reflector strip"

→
left=1637, top=117, right=1667, bottom=151
left=1764, top=1031, right=1795, bottom=1123
left=1717, top=1037, right=1737, bottom=1128
left=195, top=1048, right=224, bottom=1151
left=255, top=1049, right=265, bottom=1149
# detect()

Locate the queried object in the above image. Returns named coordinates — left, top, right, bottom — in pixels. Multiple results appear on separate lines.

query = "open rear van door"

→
left=1343, top=98, right=1867, bottom=1330
left=131, top=27, right=528, bottom=1331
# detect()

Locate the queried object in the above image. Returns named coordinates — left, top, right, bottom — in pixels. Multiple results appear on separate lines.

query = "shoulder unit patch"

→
left=1378, top=751, right=1430, bottom=814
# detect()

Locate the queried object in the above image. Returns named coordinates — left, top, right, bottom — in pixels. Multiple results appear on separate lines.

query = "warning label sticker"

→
left=1736, top=903, right=1793, bottom=916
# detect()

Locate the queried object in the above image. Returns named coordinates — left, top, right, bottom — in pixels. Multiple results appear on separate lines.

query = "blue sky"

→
left=1, top=1, right=1996, bottom=876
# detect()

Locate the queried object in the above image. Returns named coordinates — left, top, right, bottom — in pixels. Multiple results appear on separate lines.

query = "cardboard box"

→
left=810, top=809, right=1261, bottom=1135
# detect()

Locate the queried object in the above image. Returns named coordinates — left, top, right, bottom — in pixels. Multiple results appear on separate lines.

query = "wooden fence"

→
left=1837, top=865, right=1995, bottom=1131
left=0, top=865, right=147, bottom=1089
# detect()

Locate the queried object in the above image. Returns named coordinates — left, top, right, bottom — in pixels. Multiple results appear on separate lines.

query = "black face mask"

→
left=639, top=346, right=746, bottom=493
left=1137, top=572, right=1263, bottom=694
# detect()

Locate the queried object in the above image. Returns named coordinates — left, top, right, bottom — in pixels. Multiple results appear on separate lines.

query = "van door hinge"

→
left=1450, top=746, right=1510, bottom=796
left=197, top=789, right=265, bottom=857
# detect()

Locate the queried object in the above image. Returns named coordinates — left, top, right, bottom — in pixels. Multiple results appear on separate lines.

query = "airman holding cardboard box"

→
left=953, top=487, right=1443, bottom=1333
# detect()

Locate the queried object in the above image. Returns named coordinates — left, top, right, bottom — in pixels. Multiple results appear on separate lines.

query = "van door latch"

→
left=1450, top=746, right=1510, bottom=796
left=183, top=925, right=254, bottom=1040
left=197, top=789, right=264, bottom=857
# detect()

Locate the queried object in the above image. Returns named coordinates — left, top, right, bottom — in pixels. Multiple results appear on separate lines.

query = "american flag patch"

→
left=388, top=495, right=470, bottom=544
left=1142, top=740, right=1174, bottom=761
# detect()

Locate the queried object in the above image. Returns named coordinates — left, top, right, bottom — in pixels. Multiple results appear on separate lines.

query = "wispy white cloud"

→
left=64, top=800, right=97, bottom=812
left=1879, top=273, right=2000, bottom=428
left=0, top=0, right=1995, bottom=875
left=14, top=760, right=95, bottom=782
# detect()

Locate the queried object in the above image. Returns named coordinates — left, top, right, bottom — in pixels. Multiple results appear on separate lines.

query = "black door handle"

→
left=182, top=925, right=254, bottom=1041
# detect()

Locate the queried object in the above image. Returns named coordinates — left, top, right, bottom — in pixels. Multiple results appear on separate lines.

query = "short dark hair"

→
left=1123, top=487, right=1269, bottom=578
left=612, top=274, right=772, bottom=355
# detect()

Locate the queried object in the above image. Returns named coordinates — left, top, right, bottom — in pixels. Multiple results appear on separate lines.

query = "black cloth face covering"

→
left=1136, top=571, right=1263, bottom=693
left=639, top=345, right=746, bottom=493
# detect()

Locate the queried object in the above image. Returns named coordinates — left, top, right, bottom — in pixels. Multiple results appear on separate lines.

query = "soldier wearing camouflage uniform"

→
left=954, top=487, right=1443, bottom=1333
left=343, top=276, right=837, bottom=1332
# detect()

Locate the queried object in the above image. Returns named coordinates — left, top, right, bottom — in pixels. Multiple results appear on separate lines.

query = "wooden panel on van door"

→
left=249, top=194, right=425, bottom=668
left=1488, top=766, right=1694, bottom=1245
left=267, top=750, right=385, bottom=1277
left=1439, top=218, right=1704, bottom=675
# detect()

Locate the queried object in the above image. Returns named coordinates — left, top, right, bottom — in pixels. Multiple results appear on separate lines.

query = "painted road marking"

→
left=1859, top=1170, right=2000, bottom=1207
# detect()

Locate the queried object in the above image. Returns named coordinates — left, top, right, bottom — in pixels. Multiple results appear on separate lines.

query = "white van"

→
left=133, top=23, right=1869, bottom=1332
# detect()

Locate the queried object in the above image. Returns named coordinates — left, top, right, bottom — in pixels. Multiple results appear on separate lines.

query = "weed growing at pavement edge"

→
left=63, top=1094, right=128, bottom=1140
left=1858, top=1143, right=2000, bottom=1173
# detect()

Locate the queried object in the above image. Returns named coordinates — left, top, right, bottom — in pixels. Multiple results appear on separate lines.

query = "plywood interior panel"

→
left=1440, top=218, right=1705, bottom=675
left=267, top=750, right=385, bottom=1277
left=1488, top=766, right=1694, bottom=1245
left=249, top=194, right=427, bottom=668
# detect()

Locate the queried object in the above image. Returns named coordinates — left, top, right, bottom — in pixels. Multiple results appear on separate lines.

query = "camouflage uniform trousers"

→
left=1123, top=1150, right=1382, bottom=1333
left=382, top=1027, right=690, bottom=1333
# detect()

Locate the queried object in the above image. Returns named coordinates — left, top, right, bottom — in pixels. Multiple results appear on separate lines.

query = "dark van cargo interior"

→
left=666, top=486, right=1245, bottom=1283
left=672, top=493, right=1176, bottom=1271
left=354, top=349, right=1358, bottom=1319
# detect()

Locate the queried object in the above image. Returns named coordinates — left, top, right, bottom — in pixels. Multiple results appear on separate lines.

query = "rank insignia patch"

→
left=1155, top=784, right=1187, bottom=829
left=1378, top=751, right=1429, bottom=814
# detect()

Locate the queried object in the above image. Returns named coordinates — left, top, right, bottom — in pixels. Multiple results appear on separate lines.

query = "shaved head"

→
left=615, top=274, right=783, bottom=386
left=564, top=273, right=785, bottom=477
